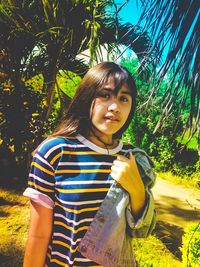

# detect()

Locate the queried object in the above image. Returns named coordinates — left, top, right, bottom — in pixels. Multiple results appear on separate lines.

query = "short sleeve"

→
left=23, top=150, right=56, bottom=209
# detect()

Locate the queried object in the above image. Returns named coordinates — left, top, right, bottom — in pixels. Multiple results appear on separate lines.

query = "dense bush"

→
left=0, top=83, right=44, bottom=186
left=0, top=73, right=77, bottom=186
left=180, top=223, right=200, bottom=267
left=123, top=119, right=199, bottom=186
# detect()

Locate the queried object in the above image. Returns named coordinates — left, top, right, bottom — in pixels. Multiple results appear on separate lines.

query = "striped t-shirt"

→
left=23, top=134, right=133, bottom=267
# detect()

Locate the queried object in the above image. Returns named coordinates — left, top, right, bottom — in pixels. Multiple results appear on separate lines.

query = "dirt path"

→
left=152, top=178, right=200, bottom=259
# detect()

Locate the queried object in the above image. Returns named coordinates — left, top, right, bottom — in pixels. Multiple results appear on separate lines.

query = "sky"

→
left=116, top=0, right=198, bottom=67
left=112, top=0, right=144, bottom=61
left=115, top=0, right=171, bottom=64
left=116, top=0, right=142, bottom=25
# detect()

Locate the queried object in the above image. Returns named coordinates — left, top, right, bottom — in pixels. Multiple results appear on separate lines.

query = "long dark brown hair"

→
left=51, top=61, right=137, bottom=139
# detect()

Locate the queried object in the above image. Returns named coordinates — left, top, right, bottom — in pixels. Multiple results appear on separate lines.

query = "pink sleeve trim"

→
left=23, top=188, right=54, bottom=209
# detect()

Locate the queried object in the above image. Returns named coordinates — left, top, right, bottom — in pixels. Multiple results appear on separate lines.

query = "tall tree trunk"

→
left=42, top=67, right=57, bottom=121
left=9, top=78, right=25, bottom=156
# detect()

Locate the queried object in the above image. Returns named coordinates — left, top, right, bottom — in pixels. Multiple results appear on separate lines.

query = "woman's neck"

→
left=87, top=130, right=118, bottom=149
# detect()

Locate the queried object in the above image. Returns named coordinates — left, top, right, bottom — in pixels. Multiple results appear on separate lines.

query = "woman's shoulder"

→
left=35, top=135, right=79, bottom=156
left=121, top=142, right=152, bottom=160
left=122, top=142, right=135, bottom=151
left=122, top=142, right=149, bottom=154
left=122, top=142, right=155, bottom=168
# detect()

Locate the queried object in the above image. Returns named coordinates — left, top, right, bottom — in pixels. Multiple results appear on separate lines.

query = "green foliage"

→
left=180, top=223, right=200, bottom=267
left=120, top=57, right=138, bottom=74
left=124, top=110, right=199, bottom=184
left=25, top=74, right=44, bottom=93
left=0, top=83, right=44, bottom=160
left=138, top=0, right=199, bottom=133
left=149, top=136, right=175, bottom=171
left=133, top=235, right=181, bottom=267
left=172, top=150, right=199, bottom=178
left=121, top=57, right=199, bottom=186
left=177, top=131, right=198, bottom=150
left=57, top=71, right=81, bottom=98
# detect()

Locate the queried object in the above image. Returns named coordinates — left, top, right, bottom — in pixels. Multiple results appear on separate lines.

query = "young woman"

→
left=23, top=62, right=156, bottom=267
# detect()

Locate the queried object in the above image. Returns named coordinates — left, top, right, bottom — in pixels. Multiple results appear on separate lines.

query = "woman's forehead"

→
left=103, top=76, right=131, bottom=93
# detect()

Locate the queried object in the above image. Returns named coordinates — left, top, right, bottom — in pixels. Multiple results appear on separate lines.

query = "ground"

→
left=152, top=178, right=200, bottom=260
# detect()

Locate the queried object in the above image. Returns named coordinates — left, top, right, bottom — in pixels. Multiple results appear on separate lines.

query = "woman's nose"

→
left=108, top=99, right=120, bottom=113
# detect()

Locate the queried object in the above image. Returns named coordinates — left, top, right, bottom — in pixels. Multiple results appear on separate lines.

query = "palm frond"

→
left=136, top=0, right=200, bottom=135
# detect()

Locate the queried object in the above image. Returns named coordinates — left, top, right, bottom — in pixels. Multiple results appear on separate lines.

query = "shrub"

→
left=180, top=223, right=200, bottom=267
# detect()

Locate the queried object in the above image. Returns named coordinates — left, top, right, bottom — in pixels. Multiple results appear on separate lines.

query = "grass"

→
left=0, top=187, right=182, bottom=267
left=0, top=188, right=29, bottom=267
left=157, top=171, right=200, bottom=192
left=133, top=235, right=182, bottom=267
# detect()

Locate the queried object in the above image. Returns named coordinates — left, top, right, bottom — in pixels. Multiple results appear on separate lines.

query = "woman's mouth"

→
left=104, top=115, right=119, bottom=122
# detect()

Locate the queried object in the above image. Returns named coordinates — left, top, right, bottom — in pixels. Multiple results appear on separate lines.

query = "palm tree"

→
left=0, top=0, right=154, bottom=118
left=133, top=0, right=199, bottom=144
left=0, top=0, right=155, bottom=181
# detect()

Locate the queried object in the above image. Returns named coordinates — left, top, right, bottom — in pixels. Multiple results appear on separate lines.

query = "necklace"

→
left=91, top=130, right=115, bottom=147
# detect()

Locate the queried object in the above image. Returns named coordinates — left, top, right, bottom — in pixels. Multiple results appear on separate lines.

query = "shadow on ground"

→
left=0, top=211, right=10, bottom=217
left=0, top=197, right=20, bottom=207
left=0, top=243, right=24, bottom=267
left=154, top=195, right=200, bottom=226
left=153, top=194, right=200, bottom=261
left=154, top=221, right=184, bottom=260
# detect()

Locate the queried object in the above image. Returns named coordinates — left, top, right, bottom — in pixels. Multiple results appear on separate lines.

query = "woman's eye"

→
left=120, top=96, right=128, bottom=102
left=100, top=92, right=110, bottom=99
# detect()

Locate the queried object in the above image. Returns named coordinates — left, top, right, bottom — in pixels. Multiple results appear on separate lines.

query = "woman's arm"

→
left=23, top=201, right=53, bottom=267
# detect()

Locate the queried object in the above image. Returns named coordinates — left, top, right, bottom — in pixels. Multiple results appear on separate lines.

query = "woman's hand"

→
left=111, top=152, right=146, bottom=219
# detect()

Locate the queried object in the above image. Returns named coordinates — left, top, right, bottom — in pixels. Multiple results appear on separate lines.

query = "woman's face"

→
left=90, top=76, right=132, bottom=139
